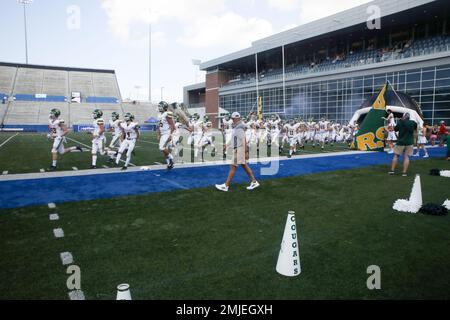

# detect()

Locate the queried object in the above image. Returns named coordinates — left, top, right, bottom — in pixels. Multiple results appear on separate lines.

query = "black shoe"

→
left=91, top=165, right=97, bottom=169
left=167, top=159, right=174, bottom=170
left=49, top=166, right=57, bottom=171
left=76, top=146, right=83, bottom=152
left=121, top=166, right=128, bottom=171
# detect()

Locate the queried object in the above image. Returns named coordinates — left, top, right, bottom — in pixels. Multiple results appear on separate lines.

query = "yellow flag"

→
left=258, top=96, right=263, bottom=120
left=373, top=84, right=387, bottom=110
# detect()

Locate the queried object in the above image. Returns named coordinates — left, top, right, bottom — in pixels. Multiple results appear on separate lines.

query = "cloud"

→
left=101, top=0, right=273, bottom=50
left=267, top=0, right=299, bottom=11
left=178, top=12, right=273, bottom=49
left=100, top=0, right=226, bottom=41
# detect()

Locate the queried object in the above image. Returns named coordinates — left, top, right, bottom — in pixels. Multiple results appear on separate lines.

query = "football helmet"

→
left=158, top=101, right=169, bottom=113
left=124, top=113, right=135, bottom=122
left=50, top=108, right=61, bottom=119
left=93, top=109, right=103, bottom=120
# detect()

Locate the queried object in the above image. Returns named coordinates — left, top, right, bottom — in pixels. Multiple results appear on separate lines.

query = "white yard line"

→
left=66, top=137, right=136, bottom=167
left=0, top=133, right=19, bottom=149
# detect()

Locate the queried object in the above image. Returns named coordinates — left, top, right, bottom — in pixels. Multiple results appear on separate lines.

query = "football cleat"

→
left=121, top=166, right=128, bottom=171
left=49, top=166, right=57, bottom=171
left=247, top=181, right=260, bottom=191
left=215, top=184, right=229, bottom=192
left=90, top=165, right=97, bottom=169
left=167, top=159, right=174, bottom=170
left=76, top=146, right=83, bottom=152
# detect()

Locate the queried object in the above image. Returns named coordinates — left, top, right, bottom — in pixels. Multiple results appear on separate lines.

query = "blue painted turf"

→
left=0, top=148, right=447, bottom=209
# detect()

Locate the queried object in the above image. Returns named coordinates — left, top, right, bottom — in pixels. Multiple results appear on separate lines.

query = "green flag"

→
left=353, top=83, right=388, bottom=152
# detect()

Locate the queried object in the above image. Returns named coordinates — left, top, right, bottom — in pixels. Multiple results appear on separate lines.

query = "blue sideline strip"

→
left=0, top=148, right=447, bottom=209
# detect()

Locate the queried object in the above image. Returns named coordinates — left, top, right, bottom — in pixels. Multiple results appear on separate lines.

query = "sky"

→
left=0, top=0, right=372, bottom=102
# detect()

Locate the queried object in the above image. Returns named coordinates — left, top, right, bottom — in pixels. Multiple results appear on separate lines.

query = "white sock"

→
left=116, top=154, right=122, bottom=165
left=92, top=155, right=97, bottom=166
left=52, top=160, right=57, bottom=166
left=125, top=156, right=131, bottom=167
left=168, top=154, right=174, bottom=161
left=289, top=150, right=293, bottom=156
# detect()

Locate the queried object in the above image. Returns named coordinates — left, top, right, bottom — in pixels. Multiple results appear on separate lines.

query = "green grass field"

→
left=0, top=157, right=449, bottom=300
left=0, top=132, right=352, bottom=174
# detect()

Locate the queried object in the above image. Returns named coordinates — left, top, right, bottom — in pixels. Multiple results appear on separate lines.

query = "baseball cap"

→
left=231, top=112, right=241, bottom=119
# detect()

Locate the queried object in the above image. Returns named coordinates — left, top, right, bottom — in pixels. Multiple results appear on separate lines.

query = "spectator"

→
left=438, top=121, right=447, bottom=147
left=389, top=113, right=418, bottom=177
left=430, top=124, right=439, bottom=146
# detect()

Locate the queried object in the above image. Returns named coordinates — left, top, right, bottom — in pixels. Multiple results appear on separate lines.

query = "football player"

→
left=116, top=113, right=140, bottom=170
left=108, top=112, right=123, bottom=162
left=222, top=113, right=233, bottom=158
left=172, top=116, right=185, bottom=158
left=48, top=108, right=82, bottom=171
left=157, top=101, right=176, bottom=169
left=90, top=109, right=106, bottom=169
left=199, top=116, right=216, bottom=161
left=285, top=119, right=300, bottom=158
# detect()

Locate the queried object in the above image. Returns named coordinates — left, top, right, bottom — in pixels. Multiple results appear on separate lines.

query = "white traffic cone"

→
left=443, top=200, right=450, bottom=210
left=276, top=211, right=301, bottom=277
left=393, top=174, right=423, bottom=214
left=409, top=174, right=423, bottom=213
left=116, top=284, right=132, bottom=300
left=440, top=170, right=450, bottom=178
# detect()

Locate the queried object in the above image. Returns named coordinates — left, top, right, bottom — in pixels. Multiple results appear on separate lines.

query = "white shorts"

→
left=119, top=138, right=136, bottom=156
left=109, top=134, right=122, bottom=148
left=200, top=136, right=213, bottom=147
left=387, top=131, right=397, bottom=141
left=92, top=137, right=106, bottom=155
left=159, top=133, right=172, bottom=151
left=172, top=134, right=181, bottom=146
left=418, top=136, right=427, bottom=144
left=288, top=137, right=298, bottom=147
left=318, top=132, right=327, bottom=142
left=52, top=136, right=66, bottom=154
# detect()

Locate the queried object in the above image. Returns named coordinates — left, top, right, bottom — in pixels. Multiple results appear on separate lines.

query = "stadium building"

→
left=184, top=0, right=450, bottom=126
left=0, top=62, right=157, bottom=132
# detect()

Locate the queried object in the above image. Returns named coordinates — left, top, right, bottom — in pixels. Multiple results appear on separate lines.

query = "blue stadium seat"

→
left=86, top=97, right=119, bottom=103
left=14, top=94, right=67, bottom=102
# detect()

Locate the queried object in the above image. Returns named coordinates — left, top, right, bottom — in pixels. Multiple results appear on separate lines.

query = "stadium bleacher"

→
left=223, top=35, right=450, bottom=88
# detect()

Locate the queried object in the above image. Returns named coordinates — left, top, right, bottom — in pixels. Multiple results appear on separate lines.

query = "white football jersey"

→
left=110, top=119, right=122, bottom=136
left=204, top=121, right=213, bottom=137
left=222, top=119, right=233, bottom=131
left=93, top=118, right=105, bottom=138
left=121, top=122, right=140, bottom=140
left=158, top=111, right=174, bottom=135
left=193, top=120, right=204, bottom=135
left=49, top=118, right=66, bottom=137
left=286, top=124, right=300, bottom=138
left=270, top=119, right=280, bottom=131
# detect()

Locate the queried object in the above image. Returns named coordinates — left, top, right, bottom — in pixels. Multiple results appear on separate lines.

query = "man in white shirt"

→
left=215, top=112, right=260, bottom=192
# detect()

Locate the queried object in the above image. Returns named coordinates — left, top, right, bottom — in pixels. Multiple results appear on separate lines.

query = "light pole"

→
left=18, top=0, right=33, bottom=65
left=192, top=59, right=202, bottom=83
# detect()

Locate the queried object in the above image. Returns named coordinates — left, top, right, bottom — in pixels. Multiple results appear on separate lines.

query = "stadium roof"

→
left=0, top=61, right=116, bottom=74
left=200, top=0, right=438, bottom=71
